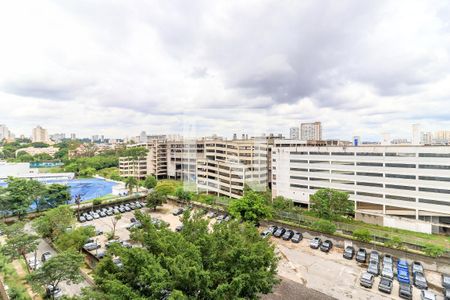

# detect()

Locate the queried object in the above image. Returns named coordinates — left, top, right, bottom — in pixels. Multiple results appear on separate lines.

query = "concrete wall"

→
left=383, top=215, right=432, bottom=234
left=355, top=212, right=384, bottom=226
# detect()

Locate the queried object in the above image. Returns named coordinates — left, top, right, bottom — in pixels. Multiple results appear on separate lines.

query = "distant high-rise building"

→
left=381, top=133, right=391, bottom=145
left=70, top=133, right=76, bottom=140
left=412, top=123, right=421, bottom=144
left=434, top=130, right=450, bottom=144
left=50, top=133, right=66, bottom=143
left=32, top=125, right=49, bottom=143
left=139, top=131, right=147, bottom=143
left=289, top=127, right=300, bottom=140
left=421, top=132, right=433, bottom=145
left=0, top=124, right=11, bottom=141
left=300, top=122, right=322, bottom=141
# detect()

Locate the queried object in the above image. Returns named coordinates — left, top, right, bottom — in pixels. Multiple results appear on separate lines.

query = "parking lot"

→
left=267, top=229, right=445, bottom=300
left=78, top=202, right=447, bottom=300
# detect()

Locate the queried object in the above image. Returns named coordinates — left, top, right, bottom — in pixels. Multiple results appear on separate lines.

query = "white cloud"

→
left=0, top=0, right=449, bottom=141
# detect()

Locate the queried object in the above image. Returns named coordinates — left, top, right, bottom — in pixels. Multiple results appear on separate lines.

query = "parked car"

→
left=282, top=229, right=294, bottom=241
left=95, top=229, right=103, bottom=236
left=360, top=272, right=374, bottom=288
left=378, top=277, right=393, bottom=294
left=443, top=274, right=450, bottom=291
left=444, top=288, right=450, bottom=300
left=260, top=229, right=272, bottom=238
left=224, top=215, right=232, bottom=222
left=369, top=251, right=380, bottom=264
left=83, top=242, right=100, bottom=251
left=320, top=240, right=333, bottom=252
left=79, top=216, right=86, bottom=222
left=175, top=225, right=183, bottom=232
left=267, top=225, right=278, bottom=234
left=118, top=207, right=126, bottom=213
left=129, top=203, right=136, bottom=210
left=217, top=214, right=226, bottom=221
left=46, top=284, right=63, bottom=299
left=113, top=258, right=123, bottom=268
left=106, top=240, right=121, bottom=248
left=381, top=266, right=394, bottom=280
left=273, top=227, right=286, bottom=238
left=343, top=246, right=355, bottom=260
left=121, top=241, right=132, bottom=248
left=310, top=237, right=322, bottom=249
left=412, top=261, right=424, bottom=275
left=27, top=257, right=42, bottom=270
left=356, top=248, right=367, bottom=263
left=291, top=232, right=303, bottom=243
left=397, top=259, right=410, bottom=284
left=92, top=213, right=100, bottom=219
left=124, top=205, right=131, bottom=212
left=383, top=254, right=393, bottom=266
left=86, top=215, right=93, bottom=221
left=368, top=261, right=380, bottom=276
left=41, top=251, right=52, bottom=262
left=414, top=272, right=428, bottom=290
left=420, top=290, right=436, bottom=300
left=99, top=211, right=106, bottom=218
left=106, top=209, right=113, bottom=216
left=399, top=283, right=413, bottom=300
left=206, top=211, right=217, bottom=218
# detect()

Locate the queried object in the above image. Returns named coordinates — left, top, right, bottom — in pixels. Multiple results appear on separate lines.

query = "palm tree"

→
left=124, top=176, right=138, bottom=195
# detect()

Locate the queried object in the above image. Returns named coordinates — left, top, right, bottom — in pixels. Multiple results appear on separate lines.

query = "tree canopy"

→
left=33, top=205, right=76, bottom=241
left=142, top=175, right=158, bottom=189
left=85, top=211, right=278, bottom=299
left=146, top=191, right=166, bottom=211
left=228, top=190, right=272, bottom=224
left=309, top=188, right=354, bottom=220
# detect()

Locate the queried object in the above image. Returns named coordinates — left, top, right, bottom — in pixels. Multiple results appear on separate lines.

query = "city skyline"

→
left=0, top=1, right=450, bottom=139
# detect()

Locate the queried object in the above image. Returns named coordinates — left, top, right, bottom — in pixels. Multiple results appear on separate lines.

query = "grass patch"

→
left=0, top=254, right=32, bottom=300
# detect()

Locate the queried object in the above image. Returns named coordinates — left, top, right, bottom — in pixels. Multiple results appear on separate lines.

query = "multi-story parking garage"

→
left=272, top=140, right=450, bottom=233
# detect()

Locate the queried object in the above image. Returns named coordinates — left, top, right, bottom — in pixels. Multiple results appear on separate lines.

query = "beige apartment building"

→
left=196, top=138, right=268, bottom=198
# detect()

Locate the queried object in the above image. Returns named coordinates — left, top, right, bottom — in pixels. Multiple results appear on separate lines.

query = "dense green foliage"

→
left=175, top=187, right=192, bottom=203
left=0, top=178, right=71, bottom=216
left=310, top=188, right=354, bottom=220
left=124, top=176, right=139, bottom=194
left=27, top=250, right=84, bottom=296
left=142, top=175, right=158, bottom=189
left=0, top=222, right=39, bottom=272
left=97, top=167, right=122, bottom=181
left=228, top=190, right=272, bottom=224
left=86, top=211, right=278, bottom=299
left=33, top=205, right=76, bottom=241
left=146, top=191, right=166, bottom=211
left=154, top=180, right=181, bottom=196
left=352, top=228, right=372, bottom=242
left=64, top=155, right=118, bottom=176
left=271, top=196, right=294, bottom=211
left=55, top=225, right=95, bottom=252
left=422, top=243, right=446, bottom=257
left=311, top=219, right=336, bottom=234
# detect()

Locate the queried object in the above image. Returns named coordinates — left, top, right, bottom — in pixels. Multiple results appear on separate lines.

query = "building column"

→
left=415, top=209, right=419, bottom=220
left=383, top=205, right=386, bottom=214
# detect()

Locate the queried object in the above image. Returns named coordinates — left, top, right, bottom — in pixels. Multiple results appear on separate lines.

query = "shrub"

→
left=92, top=199, right=102, bottom=206
left=384, top=236, right=403, bottom=249
left=311, top=220, right=336, bottom=234
left=422, top=243, right=446, bottom=258
left=352, top=228, right=372, bottom=243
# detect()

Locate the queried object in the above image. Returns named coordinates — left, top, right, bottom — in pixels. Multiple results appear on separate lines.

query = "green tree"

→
left=352, top=228, right=372, bottom=242
left=142, top=175, right=158, bottom=189
left=111, top=215, right=122, bottom=239
left=1, top=222, right=40, bottom=273
left=124, top=176, right=139, bottom=194
left=310, top=188, right=354, bottom=220
left=146, top=191, right=166, bottom=211
left=93, top=211, right=278, bottom=299
left=33, top=205, right=75, bottom=241
left=272, top=196, right=294, bottom=211
left=154, top=180, right=180, bottom=196
left=40, top=184, right=71, bottom=209
left=228, top=190, right=272, bottom=224
left=79, top=167, right=96, bottom=177
left=3, top=177, right=45, bottom=217
left=55, top=225, right=95, bottom=252
left=311, top=220, right=336, bottom=234
left=175, top=187, right=191, bottom=203
left=27, top=250, right=84, bottom=299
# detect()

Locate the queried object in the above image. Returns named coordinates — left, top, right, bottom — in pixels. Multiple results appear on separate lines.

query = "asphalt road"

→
left=262, top=276, right=335, bottom=300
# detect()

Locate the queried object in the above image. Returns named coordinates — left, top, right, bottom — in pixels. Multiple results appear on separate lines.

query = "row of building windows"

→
left=291, top=151, right=450, bottom=158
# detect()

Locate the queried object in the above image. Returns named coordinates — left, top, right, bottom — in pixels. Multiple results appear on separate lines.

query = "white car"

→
left=27, top=257, right=42, bottom=270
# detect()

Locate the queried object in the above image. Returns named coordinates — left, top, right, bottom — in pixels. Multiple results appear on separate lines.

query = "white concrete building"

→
left=196, top=138, right=268, bottom=198
left=271, top=141, right=450, bottom=233
left=412, top=123, right=421, bottom=145
left=300, top=122, right=322, bottom=141
left=15, top=146, right=59, bottom=157
left=0, top=161, right=74, bottom=181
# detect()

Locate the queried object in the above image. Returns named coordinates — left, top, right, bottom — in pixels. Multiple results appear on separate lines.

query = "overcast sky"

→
left=0, top=0, right=449, bottom=140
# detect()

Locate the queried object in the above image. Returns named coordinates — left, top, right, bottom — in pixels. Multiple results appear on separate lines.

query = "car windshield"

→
left=380, top=278, right=390, bottom=285
left=362, top=273, right=372, bottom=280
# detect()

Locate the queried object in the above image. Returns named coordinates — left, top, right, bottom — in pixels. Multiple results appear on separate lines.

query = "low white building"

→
left=271, top=141, right=450, bottom=233
left=0, top=161, right=74, bottom=181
